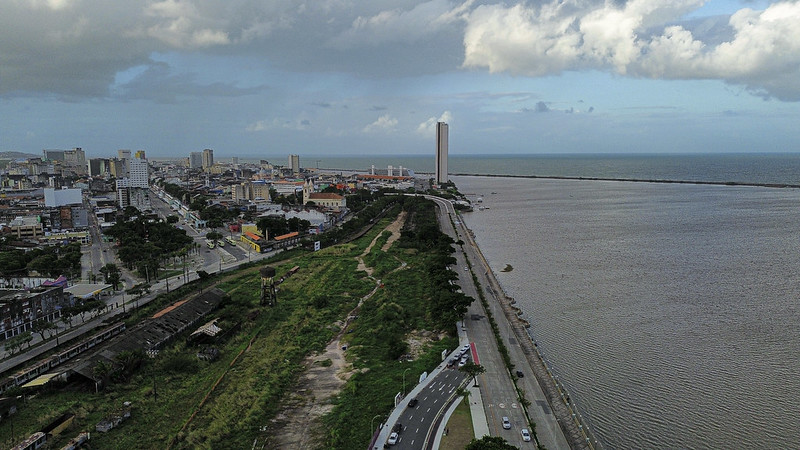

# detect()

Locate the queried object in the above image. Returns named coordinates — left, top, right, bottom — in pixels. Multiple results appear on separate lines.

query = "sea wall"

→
left=463, top=226, right=600, bottom=450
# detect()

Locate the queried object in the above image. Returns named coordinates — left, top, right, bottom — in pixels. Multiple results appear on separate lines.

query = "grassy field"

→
left=0, top=196, right=466, bottom=450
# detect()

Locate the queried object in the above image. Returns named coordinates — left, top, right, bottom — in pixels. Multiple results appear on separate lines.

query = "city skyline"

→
left=1, top=1, right=800, bottom=158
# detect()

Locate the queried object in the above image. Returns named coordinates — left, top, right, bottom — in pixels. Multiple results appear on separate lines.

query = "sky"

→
left=1, top=0, right=799, bottom=159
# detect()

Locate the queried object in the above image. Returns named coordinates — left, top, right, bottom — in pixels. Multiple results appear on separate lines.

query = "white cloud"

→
left=329, top=0, right=467, bottom=49
left=362, top=114, right=398, bottom=133
left=142, top=0, right=230, bottom=48
left=463, top=0, right=800, bottom=100
left=416, top=111, right=452, bottom=136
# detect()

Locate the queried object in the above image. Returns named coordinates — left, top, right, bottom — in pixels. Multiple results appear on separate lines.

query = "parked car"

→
left=521, top=428, right=531, bottom=441
left=516, top=370, right=524, bottom=378
left=387, top=432, right=399, bottom=445
left=393, top=423, right=402, bottom=433
left=502, top=417, right=511, bottom=429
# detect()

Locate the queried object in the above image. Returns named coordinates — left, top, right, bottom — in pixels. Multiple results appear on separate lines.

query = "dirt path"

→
left=271, top=212, right=406, bottom=449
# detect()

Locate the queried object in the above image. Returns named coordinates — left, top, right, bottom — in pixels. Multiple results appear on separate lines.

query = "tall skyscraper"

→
left=202, top=148, right=214, bottom=169
left=189, top=152, right=203, bottom=169
left=129, top=157, right=149, bottom=188
left=435, top=122, right=448, bottom=185
left=289, top=154, right=300, bottom=175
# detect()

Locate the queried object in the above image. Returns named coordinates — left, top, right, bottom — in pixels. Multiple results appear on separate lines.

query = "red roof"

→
left=274, top=231, right=299, bottom=241
left=308, top=192, right=343, bottom=200
left=244, top=231, right=264, bottom=241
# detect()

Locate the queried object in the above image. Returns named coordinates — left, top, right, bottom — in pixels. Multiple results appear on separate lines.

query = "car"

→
left=461, top=344, right=471, bottom=352
left=516, top=370, right=524, bottom=378
left=393, top=423, right=402, bottom=433
left=407, top=398, right=418, bottom=407
left=521, top=428, right=531, bottom=441
left=458, top=359, right=467, bottom=368
left=464, top=266, right=469, bottom=271
left=502, top=417, right=511, bottom=429
left=387, top=432, right=398, bottom=445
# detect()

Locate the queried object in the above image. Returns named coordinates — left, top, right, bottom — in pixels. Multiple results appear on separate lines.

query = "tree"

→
left=100, top=263, right=122, bottom=291
left=60, top=308, right=74, bottom=329
left=32, top=319, right=57, bottom=342
left=459, top=361, right=486, bottom=387
left=3, top=332, right=32, bottom=355
left=464, top=436, right=517, bottom=450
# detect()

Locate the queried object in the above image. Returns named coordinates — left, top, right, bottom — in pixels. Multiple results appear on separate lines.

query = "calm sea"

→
left=440, top=153, right=800, bottom=449
left=273, top=152, right=800, bottom=447
left=309, top=152, right=800, bottom=185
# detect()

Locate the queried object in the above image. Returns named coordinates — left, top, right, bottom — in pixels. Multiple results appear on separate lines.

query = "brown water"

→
left=455, top=175, right=800, bottom=450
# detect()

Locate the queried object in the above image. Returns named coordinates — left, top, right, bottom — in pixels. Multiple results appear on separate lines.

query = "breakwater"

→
left=451, top=173, right=800, bottom=189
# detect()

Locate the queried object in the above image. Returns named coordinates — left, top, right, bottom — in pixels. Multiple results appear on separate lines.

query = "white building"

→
left=128, top=157, right=149, bottom=188
left=44, top=188, right=82, bottom=207
left=435, top=122, right=448, bottom=184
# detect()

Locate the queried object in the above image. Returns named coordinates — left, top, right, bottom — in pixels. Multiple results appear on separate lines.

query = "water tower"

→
left=260, top=266, right=277, bottom=306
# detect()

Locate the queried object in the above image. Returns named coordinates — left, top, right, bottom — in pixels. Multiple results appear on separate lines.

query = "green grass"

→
left=0, top=197, right=465, bottom=450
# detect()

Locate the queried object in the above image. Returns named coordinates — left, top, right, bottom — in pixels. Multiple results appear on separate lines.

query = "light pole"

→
left=370, top=414, right=382, bottom=437
left=402, top=368, right=411, bottom=397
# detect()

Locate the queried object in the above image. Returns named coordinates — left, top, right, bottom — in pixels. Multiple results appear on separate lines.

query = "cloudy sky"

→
left=1, top=0, right=799, bottom=159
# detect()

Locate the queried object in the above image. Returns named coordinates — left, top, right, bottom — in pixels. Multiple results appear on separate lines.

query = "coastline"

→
left=457, top=209, right=600, bottom=449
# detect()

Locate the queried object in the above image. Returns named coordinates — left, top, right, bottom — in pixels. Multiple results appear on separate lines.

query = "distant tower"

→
left=289, top=154, right=300, bottom=175
left=189, top=152, right=203, bottom=169
left=202, top=149, right=214, bottom=170
left=435, top=121, right=448, bottom=184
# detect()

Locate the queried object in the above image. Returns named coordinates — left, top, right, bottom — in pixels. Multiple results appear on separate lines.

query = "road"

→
left=391, top=368, right=466, bottom=450
left=427, top=195, right=570, bottom=450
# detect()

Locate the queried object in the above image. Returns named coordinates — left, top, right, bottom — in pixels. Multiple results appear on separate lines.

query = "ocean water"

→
left=308, top=153, right=800, bottom=185
left=453, top=174, right=800, bottom=449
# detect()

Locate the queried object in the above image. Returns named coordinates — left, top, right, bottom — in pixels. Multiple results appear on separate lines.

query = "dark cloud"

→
left=115, top=62, right=266, bottom=103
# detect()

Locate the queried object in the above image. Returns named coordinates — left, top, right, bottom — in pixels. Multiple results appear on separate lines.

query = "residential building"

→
left=128, top=157, right=149, bottom=188
left=202, top=149, right=214, bottom=170
left=189, top=152, right=203, bottom=169
left=0, top=286, right=66, bottom=340
left=289, top=154, right=300, bottom=175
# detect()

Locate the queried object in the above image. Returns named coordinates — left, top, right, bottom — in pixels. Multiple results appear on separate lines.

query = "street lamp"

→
left=370, top=414, right=382, bottom=437
left=402, top=368, right=411, bottom=397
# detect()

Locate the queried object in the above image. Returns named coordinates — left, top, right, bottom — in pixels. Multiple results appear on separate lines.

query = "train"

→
left=0, top=322, right=126, bottom=394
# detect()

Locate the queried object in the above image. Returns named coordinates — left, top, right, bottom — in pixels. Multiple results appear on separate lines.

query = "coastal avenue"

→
left=427, top=195, right=571, bottom=450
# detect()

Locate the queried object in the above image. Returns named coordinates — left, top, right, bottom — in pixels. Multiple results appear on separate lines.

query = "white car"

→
left=502, top=416, right=511, bottom=429
left=388, top=432, right=398, bottom=445
left=458, top=359, right=467, bottom=368
left=521, top=428, right=531, bottom=441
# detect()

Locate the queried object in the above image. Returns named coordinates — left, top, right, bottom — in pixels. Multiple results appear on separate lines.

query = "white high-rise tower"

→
left=435, top=122, right=448, bottom=184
